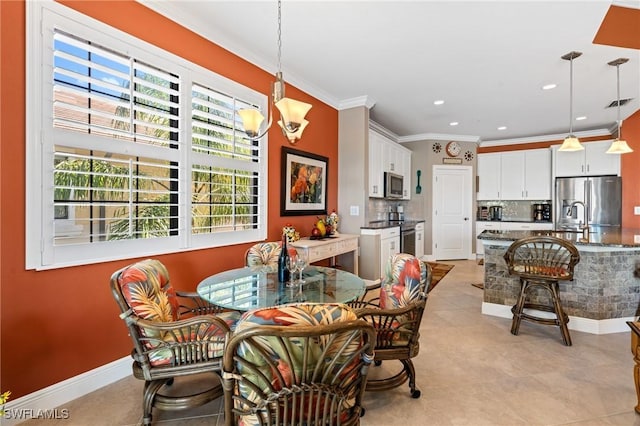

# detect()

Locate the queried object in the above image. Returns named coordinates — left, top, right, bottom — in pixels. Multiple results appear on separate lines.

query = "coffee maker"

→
left=533, top=203, right=551, bottom=221
left=533, top=204, right=544, bottom=221
left=489, top=206, right=502, bottom=221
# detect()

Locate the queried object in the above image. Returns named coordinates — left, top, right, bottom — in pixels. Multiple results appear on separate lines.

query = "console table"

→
left=291, top=234, right=359, bottom=275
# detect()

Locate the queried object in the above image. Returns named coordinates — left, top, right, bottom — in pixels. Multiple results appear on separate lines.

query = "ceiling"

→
left=140, top=0, right=640, bottom=145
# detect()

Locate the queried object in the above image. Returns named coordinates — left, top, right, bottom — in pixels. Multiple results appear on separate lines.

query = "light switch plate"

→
left=635, top=206, right=640, bottom=215
left=635, top=235, right=640, bottom=244
left=349, top=206, right=359, bottom=216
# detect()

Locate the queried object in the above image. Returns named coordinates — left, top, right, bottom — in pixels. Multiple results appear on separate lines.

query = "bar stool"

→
left=503, top=236, right=580, bottom=346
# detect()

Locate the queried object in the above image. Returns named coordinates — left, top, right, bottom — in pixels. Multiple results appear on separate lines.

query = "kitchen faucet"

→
left=569, top=200, right=590, bottom=237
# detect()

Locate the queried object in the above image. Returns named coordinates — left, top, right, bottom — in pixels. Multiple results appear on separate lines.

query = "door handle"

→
left=464, top=217, right=469, bottom=221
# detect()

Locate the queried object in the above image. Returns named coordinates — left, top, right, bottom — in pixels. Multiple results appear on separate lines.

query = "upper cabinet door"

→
left=554, top=141, right=620, bottom=177
left=402, top=149, right=412, bottom=200
left=524, top=149, right=551, bottom=200
left=584, top=141, right=620, bottom=176
left=500, top=152, right=526, bottom=199
left=477, top=153, right=501, bottom=200
left=554, top=148, right=585, bottom=177
left=368, top=131, right=384, bottom=197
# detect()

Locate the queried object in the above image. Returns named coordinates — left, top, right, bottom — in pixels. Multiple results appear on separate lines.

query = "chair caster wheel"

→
left=411, top=389, right=421, bottom=399
left=374, top=360, right=382, bottom=366
left=360, top=407, right=366, bottom=417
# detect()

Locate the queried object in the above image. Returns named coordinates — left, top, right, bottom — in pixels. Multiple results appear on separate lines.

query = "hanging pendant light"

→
left=238, top=0, right=311, bottom=143
left=558, top=51, right=584, bottom=152
left=606, top=58, right=633, bottom=154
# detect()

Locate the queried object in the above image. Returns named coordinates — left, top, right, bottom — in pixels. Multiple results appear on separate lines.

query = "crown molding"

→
left=338, top=96, right=376, bottom=110
left=480, top=128, right=612, bottom=147
left=397, top=133, right=481, bottom=144
left=369, top=121, right=400, bottom=142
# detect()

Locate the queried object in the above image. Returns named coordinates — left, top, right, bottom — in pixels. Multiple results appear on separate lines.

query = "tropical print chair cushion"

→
left=232, top=303, right=361, bottom=426
left=379, top=253, right=427, bottom=310
left=245, top=242, right=298, bottom=267
left=118, top=259, right=179, bottom=322
left=117, top=259, right=227, bottom=366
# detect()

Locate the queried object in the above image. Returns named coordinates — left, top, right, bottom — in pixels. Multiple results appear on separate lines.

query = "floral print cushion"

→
left=118, top=259, right=179, bottom=322
left=245, top=242, right=299, bottom=267
left=379, top=253, right=428, bottom=310
left=232, top=303, right=361, bottom=426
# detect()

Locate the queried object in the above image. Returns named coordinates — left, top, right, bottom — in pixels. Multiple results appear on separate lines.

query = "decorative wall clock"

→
left=432, top=142, right=442, bottom=153
left=445, top=141, right=461, bottom=157
left=464, top=150, right=474, bottom=162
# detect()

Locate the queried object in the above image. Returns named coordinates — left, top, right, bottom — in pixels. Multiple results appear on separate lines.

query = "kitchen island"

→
left=478, top=228, right=640, bottom=334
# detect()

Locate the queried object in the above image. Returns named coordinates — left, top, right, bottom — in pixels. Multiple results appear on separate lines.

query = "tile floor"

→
left=19, top=260, right=640, bottom=425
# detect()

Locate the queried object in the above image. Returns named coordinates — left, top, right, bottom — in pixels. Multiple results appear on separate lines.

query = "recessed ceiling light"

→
left=449, top=122, right=459, bottom=126
left=498, top=126, right=507, bottom=130
left=576, top=116, right=587, bottom=121
left=434, top=100, right=445, bottom=105
left=542, top=84, right=557, bottom=90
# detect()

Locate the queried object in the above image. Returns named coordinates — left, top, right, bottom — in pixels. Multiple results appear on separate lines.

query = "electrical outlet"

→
left=349, top=206, right=359, bottom=216
left=635, top=206, right=640, bottom=215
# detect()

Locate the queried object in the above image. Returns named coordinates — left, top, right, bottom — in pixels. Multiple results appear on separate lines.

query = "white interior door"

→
left=432, top=165, right=473, bottom=260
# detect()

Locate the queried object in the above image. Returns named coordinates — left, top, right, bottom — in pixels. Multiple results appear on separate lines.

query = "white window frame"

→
left=26, top=1, right=268, bottom=270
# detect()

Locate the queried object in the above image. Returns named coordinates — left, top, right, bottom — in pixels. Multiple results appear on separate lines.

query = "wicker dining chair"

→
left=503, top=236, right=580, bottom=346
left=221, top=303, right=375, bottom=426
left=350, top=253, right=431, bottom=398
left=110, top=259, right=238, bottom=425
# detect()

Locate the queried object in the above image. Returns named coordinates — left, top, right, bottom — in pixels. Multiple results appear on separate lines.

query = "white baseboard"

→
left=1, top=356, right=130, bottom=426
left=482, top=302, right=635, bottom=334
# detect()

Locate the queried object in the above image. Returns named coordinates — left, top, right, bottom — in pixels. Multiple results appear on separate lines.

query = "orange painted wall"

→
left=0, top=1, right=338, bottom=398
left=621, top=109, right=640, bottom=227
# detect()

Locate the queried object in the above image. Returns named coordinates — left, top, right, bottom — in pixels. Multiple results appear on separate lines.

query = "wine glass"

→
left=296, top=251, right=308, bottom=284
left=286, top=254, right=299, bottom=287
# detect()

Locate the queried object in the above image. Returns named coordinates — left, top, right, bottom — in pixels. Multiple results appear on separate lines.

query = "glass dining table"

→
left=196, top=265, right=366, bottom=312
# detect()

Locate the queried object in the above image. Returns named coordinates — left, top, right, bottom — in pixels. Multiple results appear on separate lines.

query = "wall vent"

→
left=606, top=98, right=633, bottom=108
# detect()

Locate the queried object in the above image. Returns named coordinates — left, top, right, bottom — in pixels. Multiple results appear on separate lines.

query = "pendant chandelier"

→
left=238, top=0, right=312, bottom=144
left=606, top=58, right=633, bottom=154
left=558, top=51, right=584, bottom=152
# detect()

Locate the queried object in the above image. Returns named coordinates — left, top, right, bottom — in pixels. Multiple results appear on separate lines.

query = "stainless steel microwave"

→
left=384, top=172, right=403, bottom=199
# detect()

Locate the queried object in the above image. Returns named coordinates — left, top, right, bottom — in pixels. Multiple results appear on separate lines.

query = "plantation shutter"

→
left=51, top=30, right=180, bottom=246
left=191, top=84, right=263, bottom=235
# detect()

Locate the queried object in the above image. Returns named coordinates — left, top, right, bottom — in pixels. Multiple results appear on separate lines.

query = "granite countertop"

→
left=477, top=226, right=640, bottom=248
left=361, top=219, right=425, bottom=230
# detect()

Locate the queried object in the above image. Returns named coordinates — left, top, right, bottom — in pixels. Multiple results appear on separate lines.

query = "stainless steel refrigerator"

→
left=555, top=176, right=622, bottom=229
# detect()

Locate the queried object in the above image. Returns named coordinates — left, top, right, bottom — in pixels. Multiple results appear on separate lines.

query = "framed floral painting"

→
left=281, top=147, right=328, bottom=216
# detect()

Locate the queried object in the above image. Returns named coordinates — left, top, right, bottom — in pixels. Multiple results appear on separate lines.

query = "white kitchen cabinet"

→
left=477, top=153, right=501, bottom=200
left=402, top=149, right=412, bottom=200
left=360, top=226, right=401, bottom=282
left=368, top=128, right=412, bottom=199
left=523, top=149, right=552, bottom=199
left=554, top=141, right=620, bottom=177
left=499, top=152, right=526, bottom=200
left=368, top=131, right=384, bottom=197
left=479, top=149, right=551, bottom=201
left=476, top=221, right=501, bottom=255
left=415, top=222, right=425, bottom=259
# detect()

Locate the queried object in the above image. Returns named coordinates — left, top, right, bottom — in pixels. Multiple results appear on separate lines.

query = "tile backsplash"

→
left=477, top=200, right=552, bottom=221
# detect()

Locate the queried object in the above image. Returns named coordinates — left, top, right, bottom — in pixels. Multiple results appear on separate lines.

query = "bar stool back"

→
left=504, top=236, right=580, bottom=346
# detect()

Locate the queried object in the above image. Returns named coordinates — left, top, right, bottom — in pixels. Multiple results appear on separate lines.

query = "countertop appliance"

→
left=489, top=206, right=502, bottom=221
left=384, top=172, right=403, bottom=199
left=533, top=203, right=551, bottom=222
left=555, top=176, right=622, bottom=230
